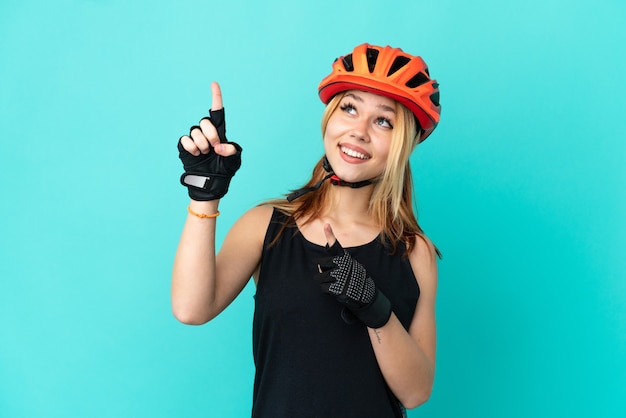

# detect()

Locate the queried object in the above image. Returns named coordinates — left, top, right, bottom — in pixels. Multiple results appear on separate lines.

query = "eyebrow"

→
left=344, top=92, right=396, bottom=114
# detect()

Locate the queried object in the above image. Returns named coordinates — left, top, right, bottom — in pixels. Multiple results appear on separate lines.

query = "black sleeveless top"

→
left=252, top=209, right=420, bottom=417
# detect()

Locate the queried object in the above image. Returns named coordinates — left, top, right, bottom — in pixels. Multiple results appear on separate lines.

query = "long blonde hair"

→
left=267, top=92, right=437, bottom=255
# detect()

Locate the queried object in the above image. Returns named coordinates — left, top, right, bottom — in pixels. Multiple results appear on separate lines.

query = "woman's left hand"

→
left=314, top=224, right=392, bottom=329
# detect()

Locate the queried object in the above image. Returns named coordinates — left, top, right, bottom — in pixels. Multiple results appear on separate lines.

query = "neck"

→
left=322, top=183, right=374, bottom=221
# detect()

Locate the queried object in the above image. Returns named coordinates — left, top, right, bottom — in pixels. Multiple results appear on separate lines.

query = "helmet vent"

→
left=342, top=54, right=354, bottom=71
left=387, top=56, right=411, bottom=76
left=430, top=91, right=440, bottom=107
left=366, top=48, right=379, bottom=73
left=406, top=72, right=430, bottom=88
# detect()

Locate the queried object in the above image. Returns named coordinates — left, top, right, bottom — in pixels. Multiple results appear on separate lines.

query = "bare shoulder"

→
left=239, top=204, right=275, bottom=223
left=228, top=204, right=274, bottom=242
left=407, top=234, right=438, bottom=294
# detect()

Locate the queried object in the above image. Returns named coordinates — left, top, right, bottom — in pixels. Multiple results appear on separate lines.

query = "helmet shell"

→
left=318, top=44, right=441, bottom=142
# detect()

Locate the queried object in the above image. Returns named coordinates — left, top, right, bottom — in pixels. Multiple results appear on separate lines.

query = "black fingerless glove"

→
left=178, top=108, right=242, bottom=201
left=315, top=241, right=392, bottom=328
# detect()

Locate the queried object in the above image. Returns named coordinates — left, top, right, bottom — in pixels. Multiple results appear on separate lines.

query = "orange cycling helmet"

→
left=318, top=43, right=441, bottom=142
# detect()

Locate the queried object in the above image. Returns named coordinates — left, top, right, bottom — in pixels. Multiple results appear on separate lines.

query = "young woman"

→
left=172, top=43, right=442, bottom=417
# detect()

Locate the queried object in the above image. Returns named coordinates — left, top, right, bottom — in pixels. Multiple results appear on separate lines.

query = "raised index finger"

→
left=211, top=81, right=223, bottom=111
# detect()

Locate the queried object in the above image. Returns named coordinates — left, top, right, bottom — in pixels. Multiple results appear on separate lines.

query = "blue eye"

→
left=376, top=117, right=393, bottom=129
left=340, top=102, right=357, bottom=114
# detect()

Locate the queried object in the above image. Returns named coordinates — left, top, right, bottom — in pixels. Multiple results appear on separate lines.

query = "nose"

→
left=350, top=118, right=370, bottom=142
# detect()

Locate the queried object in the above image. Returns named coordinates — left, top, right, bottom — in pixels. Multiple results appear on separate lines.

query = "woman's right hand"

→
left=178, top=82, right=243, bottom=201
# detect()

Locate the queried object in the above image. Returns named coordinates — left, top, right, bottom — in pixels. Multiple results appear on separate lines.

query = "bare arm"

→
left=367, top=236, right=438, bottom=409
left=172, top=199, right=220, bottom=324
left=171, top=203, right=272, bottom=324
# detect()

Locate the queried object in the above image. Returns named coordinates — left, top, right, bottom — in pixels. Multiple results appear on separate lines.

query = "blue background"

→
left=1, top=0, right=625, bottom=416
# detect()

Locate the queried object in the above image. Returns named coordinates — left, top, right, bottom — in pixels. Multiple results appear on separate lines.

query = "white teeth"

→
left=341, top=146, right=369, bottom=160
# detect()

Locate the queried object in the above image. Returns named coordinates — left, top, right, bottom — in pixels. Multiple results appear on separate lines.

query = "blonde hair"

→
left=266, top=92, right=437, bottom=255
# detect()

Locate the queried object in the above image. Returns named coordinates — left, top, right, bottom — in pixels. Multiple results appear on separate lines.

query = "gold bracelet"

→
left=187, top=206, right=220, bottom=219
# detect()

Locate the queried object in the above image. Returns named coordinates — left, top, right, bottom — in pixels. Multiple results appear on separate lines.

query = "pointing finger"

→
left=211, top=81, right=223, bottom=111
left=323, top=224, right=337, bottom=247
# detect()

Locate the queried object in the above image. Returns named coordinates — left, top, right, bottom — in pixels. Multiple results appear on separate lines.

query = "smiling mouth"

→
left=340, top=145, right=370, bottom=160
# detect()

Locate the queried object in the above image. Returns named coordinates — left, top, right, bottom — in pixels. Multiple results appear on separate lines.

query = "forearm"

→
left=171, top=200, right=220, bottom=324
left=368, top=314, right=435, bottom=409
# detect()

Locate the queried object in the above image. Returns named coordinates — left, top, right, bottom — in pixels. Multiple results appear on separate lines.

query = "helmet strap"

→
left=329, top=175, right=372, bottom=188
left=324, top=156, right=373, bottom=188
left=286, top=157, right=373, bottom=202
